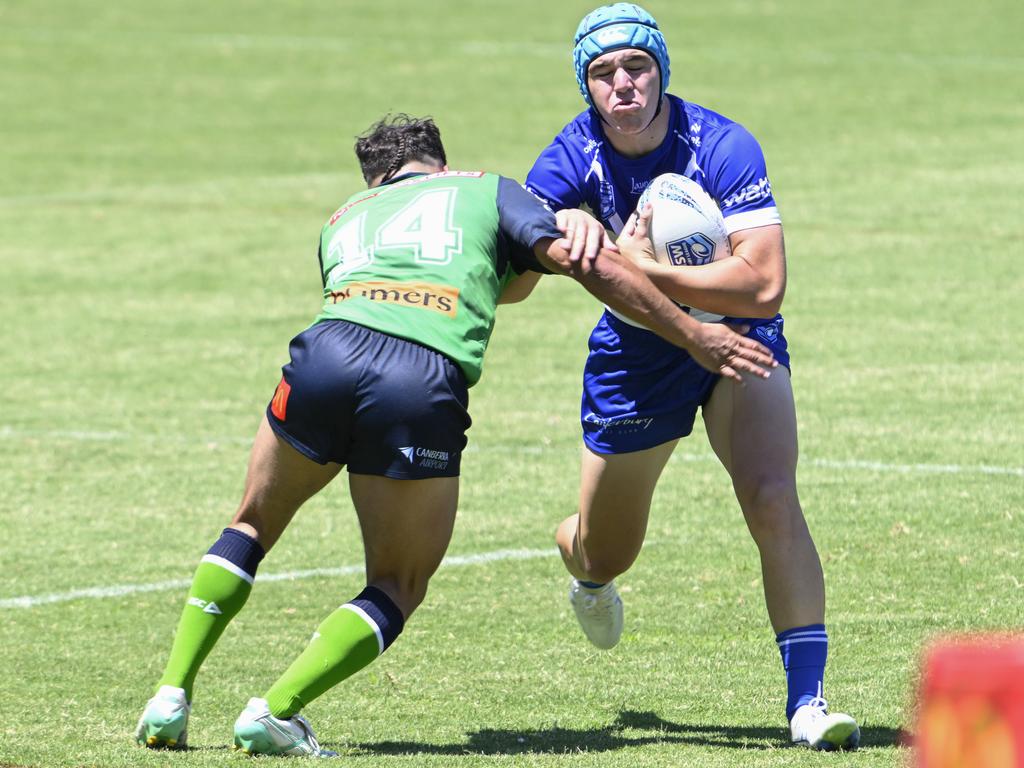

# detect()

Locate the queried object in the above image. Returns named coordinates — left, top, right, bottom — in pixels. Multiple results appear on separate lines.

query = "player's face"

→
left=587, top=49, right=660, bottom=134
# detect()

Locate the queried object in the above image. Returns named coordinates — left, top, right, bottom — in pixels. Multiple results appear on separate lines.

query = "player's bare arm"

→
left=631, top=215, right=787, bottom=319
left=500, top=208, right=611, bottom=304
left=534, top=236, right=776, bottom=382
left=497, top=271, right=543, bottom=304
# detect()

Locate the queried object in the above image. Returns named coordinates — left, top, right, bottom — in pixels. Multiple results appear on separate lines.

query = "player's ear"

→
left=442, top=164, right=449, bottom=172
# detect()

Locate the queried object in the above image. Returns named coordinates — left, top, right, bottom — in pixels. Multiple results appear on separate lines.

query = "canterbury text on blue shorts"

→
left=266, top=319, right=471, bottom=479
left=581, top=310, right=790, bottom=454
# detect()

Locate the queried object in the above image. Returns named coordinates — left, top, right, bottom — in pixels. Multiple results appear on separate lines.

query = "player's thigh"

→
left=702, top=368, right=798, bottom=496
left=578, top=440, right=678, bottom=561
left=232, top=415, right=342, bottom=549
left=348, top=473, right=459, bottom=616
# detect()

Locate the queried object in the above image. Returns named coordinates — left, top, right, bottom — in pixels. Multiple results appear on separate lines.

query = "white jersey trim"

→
left=723, top=206, right=781, bottom=235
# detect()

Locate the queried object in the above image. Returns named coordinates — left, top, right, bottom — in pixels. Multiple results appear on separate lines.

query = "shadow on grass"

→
left=349, top=709, right=905, bottom=755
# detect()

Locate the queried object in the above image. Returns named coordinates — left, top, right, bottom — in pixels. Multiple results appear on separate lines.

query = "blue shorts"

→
left=266, top=320, right=471, bottom=479
left=581, top=311, right=790, bottom=454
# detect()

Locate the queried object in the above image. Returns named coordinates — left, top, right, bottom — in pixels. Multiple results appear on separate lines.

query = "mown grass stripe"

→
left=0, top=548, right=555, bottom=610
left=2, top=426, right=1020, bottom=477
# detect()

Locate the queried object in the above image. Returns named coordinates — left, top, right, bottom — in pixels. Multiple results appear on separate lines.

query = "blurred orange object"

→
left=916, top=635, right=1024, bottom=768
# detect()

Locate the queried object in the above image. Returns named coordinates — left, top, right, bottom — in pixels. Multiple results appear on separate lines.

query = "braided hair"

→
left=354, top=114, right=447, bottom=185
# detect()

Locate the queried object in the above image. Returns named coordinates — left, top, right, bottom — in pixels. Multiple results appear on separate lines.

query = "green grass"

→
left=2, top=0, right=1022, bottom=765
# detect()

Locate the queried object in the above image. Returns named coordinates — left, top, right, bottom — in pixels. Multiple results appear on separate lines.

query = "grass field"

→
left=2, top=0, right=1022, bottom=766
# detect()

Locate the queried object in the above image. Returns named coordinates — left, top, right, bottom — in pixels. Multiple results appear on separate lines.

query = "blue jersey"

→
left=526, top=95, right=781, bottom=238
left=527, top=96, right=790, bottom=454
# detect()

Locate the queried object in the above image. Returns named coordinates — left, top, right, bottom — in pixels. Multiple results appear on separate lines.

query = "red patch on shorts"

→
left=271, top=377, right=291, bottom=421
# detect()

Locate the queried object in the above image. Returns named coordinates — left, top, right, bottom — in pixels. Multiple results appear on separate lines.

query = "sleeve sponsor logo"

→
left=721, top=177, right=772, bottom=210
left=327, top=280, right=460, bottom=318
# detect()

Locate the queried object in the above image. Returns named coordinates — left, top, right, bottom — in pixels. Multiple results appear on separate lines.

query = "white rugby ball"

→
left=637, top=173, right=730, bottom=268
left=636, top=173, right=730, bottom=322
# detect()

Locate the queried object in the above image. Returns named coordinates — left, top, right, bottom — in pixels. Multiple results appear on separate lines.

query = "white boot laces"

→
left=292, top=714, right=322, bottom=754
left=804, top=682, right=829, bottom=720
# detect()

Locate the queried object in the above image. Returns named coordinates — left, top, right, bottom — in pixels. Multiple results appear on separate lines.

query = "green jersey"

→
left=315, top=171, right=559, bottom=385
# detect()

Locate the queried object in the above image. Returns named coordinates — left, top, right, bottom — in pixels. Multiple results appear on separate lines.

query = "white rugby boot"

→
left=568, top=579, right=624, bottom=650
left=233, top=697, right=337, bottom=757
left=789, top=694, right=860, bottom=750
left=135, top=685, right=190, bottom=749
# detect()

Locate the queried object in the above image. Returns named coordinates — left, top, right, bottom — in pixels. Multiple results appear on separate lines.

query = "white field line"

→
left=807, top=458, right=1023, bottom=477
left=2, top=425, right=1020, bottom=477
left=0, top=548, right=555, bottom=611
left=668, top=452, right=1024, bottom=478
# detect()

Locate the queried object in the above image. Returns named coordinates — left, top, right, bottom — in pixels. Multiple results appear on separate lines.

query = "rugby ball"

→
left=636, top=173, right=729, bottom=322
left=637, top=173, right=730, bottom=268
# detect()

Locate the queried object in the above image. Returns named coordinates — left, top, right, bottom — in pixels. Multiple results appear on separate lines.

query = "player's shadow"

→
left=350, top=709, right=905, bottom=755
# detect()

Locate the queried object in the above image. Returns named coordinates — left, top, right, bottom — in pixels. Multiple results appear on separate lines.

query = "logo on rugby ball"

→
left=665, top=233, right=716, bottom=266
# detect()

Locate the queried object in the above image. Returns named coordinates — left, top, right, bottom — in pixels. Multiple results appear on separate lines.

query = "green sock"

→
left=157, top=560, right=254, bottom=699
left=265, top=593, right=402, bottom=718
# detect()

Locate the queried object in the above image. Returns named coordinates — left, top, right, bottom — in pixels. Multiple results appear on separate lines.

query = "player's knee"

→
left=736, top=478, right=805, bottom=544
left=229, top=508, right=281, bottom=552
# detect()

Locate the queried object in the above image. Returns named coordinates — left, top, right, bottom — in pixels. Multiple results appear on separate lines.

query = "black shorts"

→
left=266, top=320, right=471, bottom=479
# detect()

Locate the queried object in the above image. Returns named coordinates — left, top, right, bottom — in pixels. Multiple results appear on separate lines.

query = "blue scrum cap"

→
left=573, top=3, right=670, bottom=108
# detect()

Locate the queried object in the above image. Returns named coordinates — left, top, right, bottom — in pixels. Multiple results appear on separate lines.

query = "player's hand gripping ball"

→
left=631, top=174, right=731, bottom=323
left=637, top=174, right=730, bottom=267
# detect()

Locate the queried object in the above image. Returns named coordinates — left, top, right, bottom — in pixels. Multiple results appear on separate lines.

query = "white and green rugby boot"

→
left=233, top=697, right=337, bottom=757
left=135, top=685, right=190, bottom=749
left=790, top=696, right=860, bottom=750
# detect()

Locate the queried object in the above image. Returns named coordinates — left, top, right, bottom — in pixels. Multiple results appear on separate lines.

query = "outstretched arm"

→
left=499, top=205, right=617, bottom=305
left=495, top=176, right=773, bottom=380
left=533, top=235, right=776, bottom=383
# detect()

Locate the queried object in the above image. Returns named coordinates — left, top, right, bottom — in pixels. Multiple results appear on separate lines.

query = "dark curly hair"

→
left=354, top=114, right=447, bottom=185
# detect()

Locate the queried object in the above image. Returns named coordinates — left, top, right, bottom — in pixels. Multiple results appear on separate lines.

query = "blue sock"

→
left=776, top=623, right=828, bottom=720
